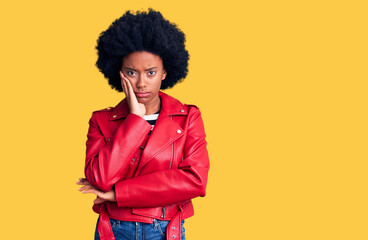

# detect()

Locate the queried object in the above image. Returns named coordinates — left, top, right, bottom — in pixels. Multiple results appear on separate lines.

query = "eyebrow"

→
left=124, top=67, right=158, bottom=71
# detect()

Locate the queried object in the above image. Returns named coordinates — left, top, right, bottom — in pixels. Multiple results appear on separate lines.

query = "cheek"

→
left=155, top=78, right=163, bottom=88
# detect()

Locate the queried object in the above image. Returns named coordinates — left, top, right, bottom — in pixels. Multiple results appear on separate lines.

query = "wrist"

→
left=112, top=186, right=117, bottom=202
left=131, top=112, right=144, bottom=118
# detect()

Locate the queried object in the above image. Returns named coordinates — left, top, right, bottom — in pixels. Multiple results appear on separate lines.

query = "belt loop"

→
left=166, top=205, right=183, bottom=240
left=98, top=204, right=115, bottom=240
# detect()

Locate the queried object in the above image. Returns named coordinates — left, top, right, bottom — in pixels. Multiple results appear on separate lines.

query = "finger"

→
left=119, top=71, right=126, bottom=93
left=125, top=77, right=135, bottom=98
left=78, top=185, right=94, bottom=192
left=120, top=71, right=128, bottom=80
left=77, top=180, right=92, bottom=187
left=124, top=78, right=130, bottom=99
left=124, top=77, right=139, bottom=105
left=78, top=185, right=92, bottom=191
left=122, top=75, right=139, bottom=109
left=76, top=178, right=86, bottom=184
left=124, top=78, right=133, bottom=100
left=122, top=78, right=132, bottom=108
left=120, top=71, right=129, bottom=96
left=82, top=188, right=101, bottom=196
left=79, top=182, right=97, bottom=189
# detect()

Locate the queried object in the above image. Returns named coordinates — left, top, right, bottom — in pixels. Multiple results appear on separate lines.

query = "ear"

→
left=162, top=68, right=167, bottom=80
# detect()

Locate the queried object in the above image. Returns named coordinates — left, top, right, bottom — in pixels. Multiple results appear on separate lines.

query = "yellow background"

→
left=0, top=0, right=367, bottom=239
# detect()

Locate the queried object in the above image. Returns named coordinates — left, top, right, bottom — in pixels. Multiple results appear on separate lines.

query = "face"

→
left=121, top=51, right=166, bottom=104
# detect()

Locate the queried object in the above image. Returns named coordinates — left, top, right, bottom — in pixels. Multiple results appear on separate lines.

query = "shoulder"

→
left=166, top=93, right=201, bottom=115
left=92, top=106, right=114, bottom=114
left=89, top=106, right=114, bottom=122
left=160, top=91, right=200, bottom=115
left=184, top=103, right=200, bottom=112
left=183, top=104, right=203, bottom=125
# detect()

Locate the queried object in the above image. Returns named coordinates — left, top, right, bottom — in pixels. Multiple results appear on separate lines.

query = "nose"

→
left=136, top=74, right=146, bottom=89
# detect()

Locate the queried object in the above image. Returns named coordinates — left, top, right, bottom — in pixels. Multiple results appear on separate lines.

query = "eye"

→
left=127, top=71, right=136, bottom=76
left=148, top=71, right=156, bottom=76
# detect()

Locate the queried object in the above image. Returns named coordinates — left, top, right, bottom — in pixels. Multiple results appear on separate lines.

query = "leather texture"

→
left=84, top=91, right=210, bottom=240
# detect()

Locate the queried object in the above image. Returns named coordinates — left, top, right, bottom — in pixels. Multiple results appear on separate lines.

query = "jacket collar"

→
left=109, top=91, right=187, bottom=120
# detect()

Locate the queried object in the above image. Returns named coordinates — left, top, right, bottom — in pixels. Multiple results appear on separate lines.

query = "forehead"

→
left=122, top=51, right=163, bottom=68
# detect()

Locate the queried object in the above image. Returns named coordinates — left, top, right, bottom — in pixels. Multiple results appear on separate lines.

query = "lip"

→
left=135, top=92, right=149, bottom=98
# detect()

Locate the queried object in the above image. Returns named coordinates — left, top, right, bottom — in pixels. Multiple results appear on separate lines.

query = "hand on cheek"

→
left=120, top=71, right=146, bottom=117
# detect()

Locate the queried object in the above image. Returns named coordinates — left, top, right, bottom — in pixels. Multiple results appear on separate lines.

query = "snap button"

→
left=132, top=158, right=136, bottom=162
left=172, top=235, right=176, bottom=238
left=172, top=226, right=176, bottom=230
left=180, top=109, right=184, bottom=112
left=177, top=130, right=181, bottom=134
left=113, top=115, right=117, bottom=118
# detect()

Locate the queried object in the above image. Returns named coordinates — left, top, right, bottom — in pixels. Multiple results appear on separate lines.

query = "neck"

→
left=144, top=95, right=161, bottom=115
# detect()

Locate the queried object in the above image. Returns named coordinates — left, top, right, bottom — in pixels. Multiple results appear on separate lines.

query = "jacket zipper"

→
left=168, top=116, right=174, bottom=170
left=169, top=142, right=173, bottom=169
left=162, top=143, right=173, bottom=218
left=162, top=116, right=174, bottom=219
left=161, top=206, right=166, bottom=218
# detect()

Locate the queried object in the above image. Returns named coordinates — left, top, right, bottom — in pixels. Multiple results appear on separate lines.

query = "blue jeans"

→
left=94, top=217, right=186, bottom=240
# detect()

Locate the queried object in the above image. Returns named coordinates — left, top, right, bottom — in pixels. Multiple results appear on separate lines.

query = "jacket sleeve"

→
left=114, top=108, right=210, bottom=208
left=84, top=112, right=152, bottom=192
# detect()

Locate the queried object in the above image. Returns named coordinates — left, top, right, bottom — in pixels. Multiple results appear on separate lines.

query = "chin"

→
left=137, top=98, right=150, bottom=103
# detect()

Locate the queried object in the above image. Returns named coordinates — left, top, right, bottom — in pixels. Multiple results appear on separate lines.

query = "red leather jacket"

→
left=84, top=91, right=210, bottom=240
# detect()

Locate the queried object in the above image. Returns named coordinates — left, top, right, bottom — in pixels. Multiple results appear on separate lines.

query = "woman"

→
left=76, top=9, right=210, bottom=240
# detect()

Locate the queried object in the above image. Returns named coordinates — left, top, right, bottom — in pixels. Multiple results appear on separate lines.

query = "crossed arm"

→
left=77, top=108, right=209, bottom=207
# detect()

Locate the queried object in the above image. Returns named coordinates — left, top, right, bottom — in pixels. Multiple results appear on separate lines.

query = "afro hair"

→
left=95, top=9, right=189, bottom=92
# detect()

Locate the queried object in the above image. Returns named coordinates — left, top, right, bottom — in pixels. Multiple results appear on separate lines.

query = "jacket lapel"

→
left=139, top=92, right=187, bottom=167
left=139, top=110, right=183, bottom=166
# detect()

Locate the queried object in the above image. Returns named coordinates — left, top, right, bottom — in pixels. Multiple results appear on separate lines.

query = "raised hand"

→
left=120, top=71, right=146, bottom=117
